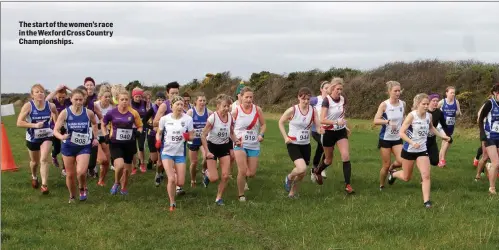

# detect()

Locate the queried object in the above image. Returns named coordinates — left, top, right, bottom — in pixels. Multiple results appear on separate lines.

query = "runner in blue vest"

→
left=437, top=86, right=462, bottom=167
left=186, top=92, right=212, bottom=187
left=182, top=92, right=192, bottom=113
left=53, top=89, right=99, bottom=203
left=478, top=84, right=499, bottom=194
left=142, top=92, right=166, bottom=186
left=17, top=84, right=58, bottom=194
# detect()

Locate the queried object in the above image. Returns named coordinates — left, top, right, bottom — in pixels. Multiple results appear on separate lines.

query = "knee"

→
left=296, top=166, right=307, bottom=175
left=30, top=161, right=38, bottom=167
left=177, top=179, right=185, bottom=187
left=324, top=158, right=332, bottom=165
left=168, top=176, right=176, bottom=184
left=421, top=172, right=430, bottom=181
left=246, top=171, right=256, bottom=178
left=190, top=159, right=198, bottom=166
left=221, top=173, right=230, bottom=182
left=381, top=159, right=391, bottom=168
left=400, top=174, right=411, bottom=182
left=341, top=153, right=350, bottom=162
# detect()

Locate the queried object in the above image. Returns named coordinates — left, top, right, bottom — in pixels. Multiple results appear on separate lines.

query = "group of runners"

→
left=16, top=76, right=499, bottom=209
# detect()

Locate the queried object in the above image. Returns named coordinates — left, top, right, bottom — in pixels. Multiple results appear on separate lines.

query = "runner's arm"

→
left=478, top=101, right=492, bottom=140
left=16, top=103, right=38, bottom=128
left=153, top=103, right=166, bottom=127
left=49, top=103, right=59, bottom=125
left=399, top=113, right=415, bottom=145
left=257, top=106, right=266, bottom=136
left=456, top=99, right=462, bottom=116
left=201, top=114, right=214, bottom=154
left=141, top=108, right=155, bottom=130
left=132, top=109, right=143, bottom=133
left=53, top=109, right=68, bottom=140
left=373, top=102, right=389, bottom=125
left=278, top=107, right=293, bottom=141
left=87, top=110, right=99, bottom=141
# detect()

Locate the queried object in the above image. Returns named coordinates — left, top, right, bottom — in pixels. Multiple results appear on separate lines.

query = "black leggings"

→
left=427, top=137, right=439, bottom=166
left=476, top=146, right=483, bottom=160
left=137, top=131, right=146, bottom=152
left=312, top=132, right=324, bottom=167
left=88, top=145, right=98, bottom=171
left=52, top=137, right=61, bottom=158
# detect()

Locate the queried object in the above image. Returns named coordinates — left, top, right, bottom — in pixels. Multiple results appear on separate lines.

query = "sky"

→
left=1, top=1, right=498, bottom=93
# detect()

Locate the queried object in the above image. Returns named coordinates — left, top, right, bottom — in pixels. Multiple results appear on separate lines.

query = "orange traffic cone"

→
left=1, top=122, right=18, bottom=172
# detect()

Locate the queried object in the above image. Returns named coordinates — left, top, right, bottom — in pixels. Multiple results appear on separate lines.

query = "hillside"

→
left=2, top=60, right=498, bottom=126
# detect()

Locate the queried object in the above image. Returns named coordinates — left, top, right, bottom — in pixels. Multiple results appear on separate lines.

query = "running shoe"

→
left=97, top=180, right=105, bottom=187
left=40, top=185, right=49, bottom=194
left=244, top=182, right=250, bottom=191
left=155, top=173, right=161, bottom=187
left=110, top=183, right=120, bottom=195
left=215, top=199, right=224, bottom=206
left=388, top=170, right=396, bottom=185
left=321, top=170, right=327, bottom=179
left=79, top=189, right=87, bottom=201
left=473, top=158, right=479, bottom=167
left=424, top=200, right=432, bottom=208
left=284, top=175, right=291, bottom=192
left=131, top=168, right=137, bottom=175
left=31, top=177, right=39, bottom=189
left=52, top=157, right=60, bottom=168
left=176, top=187, right=185, bottom=196
left=120, top=189, right=128, bottom=195
left=313, top=168, right=323, bottom=185
left=203, top=175, right=210, bottom=188
left=438, top=159, right=446, bottom=168
left=68, top=197, right=76, bottom=204
left=238, top=196, right=246, bottom=202
left=61, top=169, right=67, bottom=177
left=345, top=184, right=355, bottom=194
left=169, top=203, right=176, bottom=212
left=140, top=164, right=146, bottom=173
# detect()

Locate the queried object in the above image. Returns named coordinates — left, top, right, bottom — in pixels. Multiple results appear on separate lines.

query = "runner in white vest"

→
left=232, top=86, right=266, bottom=202
left=279, top=87, right=322, bottom=198
left=388, top=93, right=450, bottom=208
left=372, top=81, right=406, bottom=191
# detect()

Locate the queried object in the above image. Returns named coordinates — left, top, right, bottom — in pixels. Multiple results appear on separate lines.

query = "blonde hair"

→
left=215, top=94, right=232, bottom=106
left=111, top=84, right=127, bottom=99
left=31, top=83, right=45, bottom=94
left=143, top=90, right=152, bottom=99
left=170, top=95, right=184, bottom=108
left=412, top=93, right=429, bottom=111
left=327, top=77, right=344, bottom=94
left=98, top=84, right=112, bottom=98
left=386, top=81, right=401, bottom=92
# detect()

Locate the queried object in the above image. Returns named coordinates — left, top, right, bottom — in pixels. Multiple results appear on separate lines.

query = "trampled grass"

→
left=2, top=113, right=499, bottom=249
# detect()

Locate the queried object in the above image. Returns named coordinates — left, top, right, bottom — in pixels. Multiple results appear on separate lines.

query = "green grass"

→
left=2, top=113, right=499, bottom=250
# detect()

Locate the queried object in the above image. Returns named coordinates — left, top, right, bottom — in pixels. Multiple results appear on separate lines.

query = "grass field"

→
left=2, top=112, right=499, bottom=249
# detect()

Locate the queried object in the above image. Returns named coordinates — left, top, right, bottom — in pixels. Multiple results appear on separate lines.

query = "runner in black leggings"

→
left=427, top=93, right=451, bottom=166
left=309, top=81, right=330, bottom=180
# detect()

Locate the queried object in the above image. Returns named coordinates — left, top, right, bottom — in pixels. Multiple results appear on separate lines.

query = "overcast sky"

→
left=1, top=1, right=498, bottom=93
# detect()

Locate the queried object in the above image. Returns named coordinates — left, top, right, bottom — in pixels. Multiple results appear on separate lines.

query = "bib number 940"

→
left=116, top=128, right=133, bottom=141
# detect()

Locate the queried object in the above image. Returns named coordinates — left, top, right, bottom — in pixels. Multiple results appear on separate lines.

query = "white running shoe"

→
left=321, top=170, right=327, bottom=179
left=244, top=183, right=249, bottom=191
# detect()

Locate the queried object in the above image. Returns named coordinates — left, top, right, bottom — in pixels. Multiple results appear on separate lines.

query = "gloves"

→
left=155, top=138, right=161, bottom=149
left=183, top=132, right=190, bottom=141
left=135, top=130, right=142, bottom=138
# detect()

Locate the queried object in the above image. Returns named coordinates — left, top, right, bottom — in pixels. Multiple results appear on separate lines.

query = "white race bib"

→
left=194, top=128, right=202, bottom=138
left=243, top=130, right=258, bottom=142
left=389, top=126, right=400, bottom=135
left=34, top=128, right=53, bottom=139
left=165, top=131, right=183, bottom=144
left=492, top=122, right=499, bottom=133
left=446, top=117, right=456, bottom=126
left=296, top=130, right=310, bottom=143
left=70, top=132, right=90, bottom=145
left=116, top=128, right=133, bottom=141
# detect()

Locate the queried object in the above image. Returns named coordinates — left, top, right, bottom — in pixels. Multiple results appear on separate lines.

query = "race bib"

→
left=243, top=130, right=258, bottom=142
left=194, top=128, right=202, bottom=138
left=492, top=121, right=499, bottom=132
left=216, top=130, right=229, bottom=139
left=34, top=128, right=53, bottom=139
left=296, top=130, right=310, bottom=143
left=389, top=127, right=400, bottom=135
left=116, top=128, right=133, bottom=141
left=166, top=131, right=183, bottom=144
left=70, top=132, right=90, bottom=145
left=446, top=117, right=456, bottom=126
